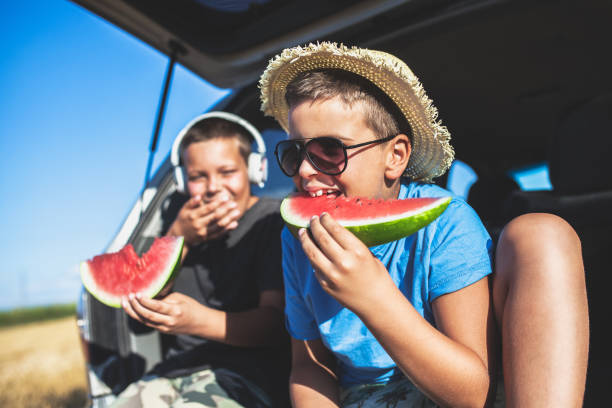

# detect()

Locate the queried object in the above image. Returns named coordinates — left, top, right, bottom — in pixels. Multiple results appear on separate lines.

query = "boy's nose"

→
left=206, top=176, right=220, bottom=193
left=297, top=155, right=319, bottom=179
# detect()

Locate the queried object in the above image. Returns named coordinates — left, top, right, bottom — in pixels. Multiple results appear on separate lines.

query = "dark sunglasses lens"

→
left=306, top=138, right=346, bottom=174
left=277, top=141, right=301, bottom=176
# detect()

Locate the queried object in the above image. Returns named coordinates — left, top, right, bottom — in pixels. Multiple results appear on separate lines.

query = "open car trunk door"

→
left=70, top=0, right=421, bottom=89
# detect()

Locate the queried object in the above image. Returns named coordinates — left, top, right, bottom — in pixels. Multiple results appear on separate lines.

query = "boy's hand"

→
left=167, top=194, right=241, bottom=246
left=121, top=292, right=206, bottom=335
left=299, top=213, right=396, bottom=315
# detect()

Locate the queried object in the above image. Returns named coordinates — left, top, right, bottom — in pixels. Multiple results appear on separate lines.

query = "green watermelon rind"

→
left=80, top=236, right=185, bottom=309
left=281, top=196, right=451, bottom=247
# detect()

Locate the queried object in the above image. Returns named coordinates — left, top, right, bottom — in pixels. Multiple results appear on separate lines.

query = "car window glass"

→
left=251, top=129, right=296, bottom=198
left=508, top=163, right=552, bottom=191
left=446, top=160, right=478, bottom=199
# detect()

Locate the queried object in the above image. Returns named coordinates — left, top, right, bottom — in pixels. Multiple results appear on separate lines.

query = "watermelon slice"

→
left=80, top=236, right=184, bottom=308
left=281, top=194, right=451, bottom=247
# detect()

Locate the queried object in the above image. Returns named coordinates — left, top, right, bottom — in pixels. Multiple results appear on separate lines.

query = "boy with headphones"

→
left=116, top=112, right=289, bottom=408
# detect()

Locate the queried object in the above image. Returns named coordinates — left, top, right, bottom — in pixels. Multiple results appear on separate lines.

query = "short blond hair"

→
left=285, top=69, right=411, bottom=142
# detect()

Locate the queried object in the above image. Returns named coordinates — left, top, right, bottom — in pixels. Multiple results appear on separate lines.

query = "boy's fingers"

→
left=202, top=215, right=233, bottom=235
left=319, top=212, right=364, bottom=250
left=128, top=295, right=169, bottom=325
left=298, top=227, right=334, bottom=277
left=137, top=295, right=173, bottom=315
left=216, top=209, right=241, bottom=228
left=185, top=195, right=202, bottom=209
left=190, top=198, right=225, bottom=219
left=121, top=297, right=141, bottom=321
left=313, top=268, right=333, bottom=291
left=197, top=200, right=236, bottom=221
left=191, top=207, right=229, bottom=233
left=309, top=215, right=345, bottom=260
left=193, top=199, right=222, bottom=217
left=198, top=204, right=239, bottom=234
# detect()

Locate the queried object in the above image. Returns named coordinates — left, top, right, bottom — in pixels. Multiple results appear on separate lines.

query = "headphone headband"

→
left=170, top=111, right=266, bottom=167
left=171, top=111, right=268, bottom=192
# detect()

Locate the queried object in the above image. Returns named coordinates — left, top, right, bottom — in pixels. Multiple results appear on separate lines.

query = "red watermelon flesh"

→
left=81, top=236, right=184, bottom=308
left=280, top=194, right=451, bottom=247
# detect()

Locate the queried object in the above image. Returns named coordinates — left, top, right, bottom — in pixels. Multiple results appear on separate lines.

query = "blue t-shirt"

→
left=282, top=182, right=494, bottom=387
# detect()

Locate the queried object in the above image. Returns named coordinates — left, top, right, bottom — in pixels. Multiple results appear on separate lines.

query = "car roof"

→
left=71, top=0, right=612, bottom=173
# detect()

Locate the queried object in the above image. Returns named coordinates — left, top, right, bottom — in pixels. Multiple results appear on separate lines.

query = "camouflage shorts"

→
left=340, top=375, right=506, bottom=408
left=109, top=368, right=272, bottom=408
left=340, top=379, right=437, bottom=408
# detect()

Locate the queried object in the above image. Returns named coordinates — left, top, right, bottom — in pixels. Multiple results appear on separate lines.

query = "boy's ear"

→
left=385, top=134, right=411, bottom=181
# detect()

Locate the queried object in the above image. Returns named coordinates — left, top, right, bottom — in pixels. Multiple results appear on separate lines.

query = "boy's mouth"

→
left=307, top=189, right=342, bottom=198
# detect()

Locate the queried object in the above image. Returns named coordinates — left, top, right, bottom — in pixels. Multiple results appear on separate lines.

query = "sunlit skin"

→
left=288, top=97, right=406, bottom=201
left=184, top=137, right=258, bottom=227
left=163, top=137, right=259, bottom=249
left=120, top=136, right=283, bottom=349
left=493, top=213, right=589, bottom=407
left=286, top=97, right=495, bottom=408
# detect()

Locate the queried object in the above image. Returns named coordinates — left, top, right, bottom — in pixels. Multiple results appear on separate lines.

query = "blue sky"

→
left=0, top=1, right=228, bottom=310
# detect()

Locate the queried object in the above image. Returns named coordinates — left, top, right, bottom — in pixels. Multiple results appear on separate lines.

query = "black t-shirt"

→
left=153, top=195, right=290, bottom=404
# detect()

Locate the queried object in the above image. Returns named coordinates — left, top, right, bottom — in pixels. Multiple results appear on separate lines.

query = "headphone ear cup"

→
left=174, top=166, right=186, bottom=194
left=248, top=153, right=267, bottom=188
left=260, top=156, right=268, bottom=186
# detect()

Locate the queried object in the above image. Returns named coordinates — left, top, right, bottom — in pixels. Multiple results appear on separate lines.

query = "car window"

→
left=447, top=160, right=553, bottom=197
left=445, top=160, right=478, bottom=199
left=251, top=129, right=296, bottom=198
left=508, top=163, right=552, bottom=191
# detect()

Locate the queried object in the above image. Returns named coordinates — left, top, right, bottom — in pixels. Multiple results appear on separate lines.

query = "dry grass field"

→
left=0, top=316, right=89, bottom=407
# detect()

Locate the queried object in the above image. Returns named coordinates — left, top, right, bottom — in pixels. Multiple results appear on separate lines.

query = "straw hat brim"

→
left=259, top=42, right=454, bottom=182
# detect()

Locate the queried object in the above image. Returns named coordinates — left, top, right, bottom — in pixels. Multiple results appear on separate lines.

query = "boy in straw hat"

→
left=260, top=42, right=588, bottom=407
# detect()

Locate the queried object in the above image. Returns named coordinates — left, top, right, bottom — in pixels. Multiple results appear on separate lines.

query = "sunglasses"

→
left=274, top=135, right=396, bottom=177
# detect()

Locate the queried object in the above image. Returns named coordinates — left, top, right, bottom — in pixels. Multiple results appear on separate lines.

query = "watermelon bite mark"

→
left=281, top=194, right=451, bottom=247
left=81, top=236, right=184, bottom=308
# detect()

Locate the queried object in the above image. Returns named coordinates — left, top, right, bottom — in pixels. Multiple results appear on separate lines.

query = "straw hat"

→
left=259, top=42, right=454, bottom=182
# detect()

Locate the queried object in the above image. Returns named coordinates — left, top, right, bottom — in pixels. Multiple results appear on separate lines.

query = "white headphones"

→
left=170, top=111, right=268, bottom=193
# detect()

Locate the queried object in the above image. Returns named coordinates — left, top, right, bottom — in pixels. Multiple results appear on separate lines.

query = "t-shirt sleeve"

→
left=428, top=198, right=494, bottom=302
left=281, top=227, right=321, bottom=340
left=255, top=211, right=285, bottom=292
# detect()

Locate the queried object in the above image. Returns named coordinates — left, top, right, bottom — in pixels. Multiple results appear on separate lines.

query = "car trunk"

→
left=72, top=1, right=612, bottom=406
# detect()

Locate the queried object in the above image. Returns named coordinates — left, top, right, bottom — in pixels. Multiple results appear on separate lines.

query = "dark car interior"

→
left=72, top=0, right=612, bottom=406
